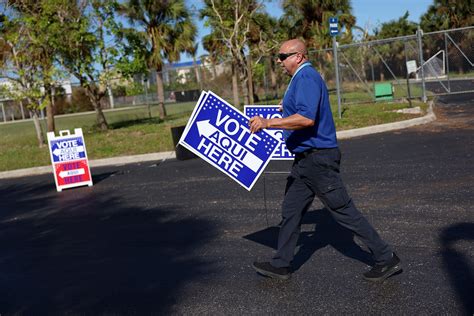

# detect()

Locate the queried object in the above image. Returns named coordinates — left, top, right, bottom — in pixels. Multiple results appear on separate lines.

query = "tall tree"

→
left=0, top=1, right=63, bottom=145
left=247, top=11, right=284, bottom=100
left=0, top=12, right=8, bottom=65
left=420, top=0, right=474, bottom=31
left=281, top=0, right=356, bottom=50
left=202, top=32, right=226, bottom=78
left=55, top=0, right=126, bottom=131
left=51, top=0, right=145, bottom=131
left=279, top=0, right=356, bottom=83
left=186, top=43, right=201, bottom=89
left=120, top=0, right=197, bottom=119
left=247, top=11, right=282, bottom=62
left=3, top=0, right=65, bottom=133
left=420, top=0, right=473, bottom=74
left=200, top=0, right=263, bottom=106
left=375, top=11, right=418, bottom=39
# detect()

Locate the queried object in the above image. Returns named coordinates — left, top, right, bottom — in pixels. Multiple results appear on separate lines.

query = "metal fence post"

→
left=417, top=26, right=427, bottom=102
left=404, top=41, right=413, bottom=107
left=333, top=36, right=342, bottom=119
left=444, top=32, right=451, bottom=92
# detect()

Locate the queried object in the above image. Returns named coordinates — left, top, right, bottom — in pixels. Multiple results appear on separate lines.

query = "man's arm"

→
left=249, top=114, right=314, bottom=133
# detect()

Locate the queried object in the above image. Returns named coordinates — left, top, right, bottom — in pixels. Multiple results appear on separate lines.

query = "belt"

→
left=295, top=148, right=321, bottom=159
left=295, top=147, right=335, bottom=159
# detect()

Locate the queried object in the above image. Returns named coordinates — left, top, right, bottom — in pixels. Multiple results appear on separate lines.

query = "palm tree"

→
left=247, top=12, right=284, bottom=100
left=186, top=43, right=201, bottom=89
left=420, top=1, right=473, bottom=74
left=420, top=0, right=473, bottom=31
left=281, top=0, right=355, bottom=50
left=121, top=0, right=196, bottom=119
left=280, top=0, right=355, bottom=84
left=202, top=32, right=226, bottom=79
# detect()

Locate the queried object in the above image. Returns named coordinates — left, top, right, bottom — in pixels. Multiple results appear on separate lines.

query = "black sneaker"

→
left=363, top=252, right=402, bottom=282
left=252, top=262, right=291, bottom=280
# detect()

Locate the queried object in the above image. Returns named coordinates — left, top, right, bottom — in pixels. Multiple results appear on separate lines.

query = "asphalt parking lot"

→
left=0, top=93, right=472, bottom=314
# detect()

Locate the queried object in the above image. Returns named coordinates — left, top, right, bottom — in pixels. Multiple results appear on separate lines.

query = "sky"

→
left=184, top=0, right=434, bottom=62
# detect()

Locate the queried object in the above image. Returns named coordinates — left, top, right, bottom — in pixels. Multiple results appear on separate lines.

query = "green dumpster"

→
left=374, top=83, right=394, bottom=101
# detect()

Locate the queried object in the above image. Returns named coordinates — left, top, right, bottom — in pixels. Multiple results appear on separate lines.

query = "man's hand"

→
left=249, top=116, right=269, bottom=133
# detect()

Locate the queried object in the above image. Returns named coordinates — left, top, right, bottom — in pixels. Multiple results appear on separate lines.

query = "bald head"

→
left=277, top=39, right=309, bottom=76
left=281, top=39, right=308, bottom=56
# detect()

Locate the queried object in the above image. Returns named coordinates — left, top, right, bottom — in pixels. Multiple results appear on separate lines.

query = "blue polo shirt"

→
left=282, top=63, right=338, bottom=153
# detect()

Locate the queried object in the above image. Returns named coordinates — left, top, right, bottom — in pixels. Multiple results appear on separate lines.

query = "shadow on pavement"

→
left=243, top=208, right=374, bottom=271
left=91, top=171, right=117, bottom=184
left=0, top=183, right=217, bottom=314
left=439, top=222, right=474, bottom=315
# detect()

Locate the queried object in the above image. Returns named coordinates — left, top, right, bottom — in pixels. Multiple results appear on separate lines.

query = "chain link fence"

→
left=1, top=26, right=473, bottom=123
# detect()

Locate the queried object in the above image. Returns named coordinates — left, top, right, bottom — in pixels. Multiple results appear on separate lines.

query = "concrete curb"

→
left=88, top=151, right=176, bottom=168
left=0, top=103, right=435, bottom=179
left=337, top=101, right=436, bottom=139
left=0, top=151, right=176, bottom=180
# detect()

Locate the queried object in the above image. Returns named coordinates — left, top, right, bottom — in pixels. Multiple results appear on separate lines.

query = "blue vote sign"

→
left=179, top=91, right=280, bottom=191
left=50, top=137, right=86, bottom=162
left=244, top=105, right=294, bottom=160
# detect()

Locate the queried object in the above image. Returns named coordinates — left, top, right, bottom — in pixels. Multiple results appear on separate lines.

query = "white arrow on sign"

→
left=53, top=146, right=84, bottom=157
left=59, top=168, right=85, bottom=178
left=196, top=120, right=263, bottom=172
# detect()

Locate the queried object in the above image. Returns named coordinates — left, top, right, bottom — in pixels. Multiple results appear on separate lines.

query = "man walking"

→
left=249, top=39, right=402, bottom=282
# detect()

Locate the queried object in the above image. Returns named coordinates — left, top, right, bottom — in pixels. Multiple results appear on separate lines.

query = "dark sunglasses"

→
left=277, top=52, right=298, bottom=61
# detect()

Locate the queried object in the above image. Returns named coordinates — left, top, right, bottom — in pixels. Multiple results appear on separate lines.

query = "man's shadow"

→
left=243, top=208, right=374, bottom=271
left=439, top=222, right=474, bottom=314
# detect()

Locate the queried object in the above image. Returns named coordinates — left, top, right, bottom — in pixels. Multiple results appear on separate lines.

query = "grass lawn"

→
left=0, top=99, right=427, bottom=172
left=335, top=81, right=425, bottom=103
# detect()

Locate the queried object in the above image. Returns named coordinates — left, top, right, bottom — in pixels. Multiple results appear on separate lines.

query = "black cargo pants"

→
left=271, top=147, right=393, bottom=268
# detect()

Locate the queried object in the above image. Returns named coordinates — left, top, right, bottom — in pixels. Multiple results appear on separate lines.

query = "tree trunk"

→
left=242, top=79, right=249, bottom=105
left=319, top=63, right=326, bottom=80
left=270, top=59, right=277, bottom=98
left=241, top=65, right=249, bottom=105
left=193, top=56, right=201, bottom=89
left=231, top=62, right=240, bottom=107
left=155, top=68, right=167, bottom=120
left=247, top=55, right=254, bottom=104
left=32, top=110, right=45, bottom=147
left=92, top=98, right=108, bottom=131
left=212, top=62, right=217, bottom=78
left=201, top=64, right=206, bottom=85
left=84, top=84, right=108, bottom=130
left=46, top=88, right=55, bottom=132
left=19, top=100, right=25, bottom=120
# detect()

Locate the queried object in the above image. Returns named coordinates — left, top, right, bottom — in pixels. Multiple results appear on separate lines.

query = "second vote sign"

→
left=47, top=128, right=93, bottom=192
left=244, top=105, right=294, bottom=160
left=179, top=91, right=280, bottom=191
